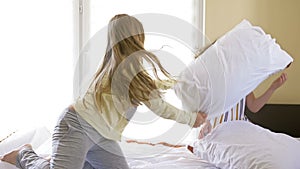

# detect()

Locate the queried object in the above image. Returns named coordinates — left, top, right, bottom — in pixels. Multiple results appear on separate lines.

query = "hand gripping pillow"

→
left=174, top=20, right=293, bottom=119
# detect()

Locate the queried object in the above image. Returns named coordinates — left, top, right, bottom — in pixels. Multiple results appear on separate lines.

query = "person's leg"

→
left=52, top=108, right=129, bottom=169
left=16, top=145, right=49, bottom=169
left=15, top=108, right=92, bottom=169
left=85, top=142, right=129, bottom=169
left=5, top=107, right=129, bottom=169
left=1, top=144, right=49, bottom=168
left=75, top=113, right=129, bottom=169
left=1, top=109, right=92, bottom=169
left=49, top=109, right=92, bottom=169
left=82, top=161, right=95, bottom=169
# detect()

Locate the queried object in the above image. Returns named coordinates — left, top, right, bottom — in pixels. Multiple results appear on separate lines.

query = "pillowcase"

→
left=192, top=121, right=300, bottom=169
left=174, top=19, right=293, bottom=119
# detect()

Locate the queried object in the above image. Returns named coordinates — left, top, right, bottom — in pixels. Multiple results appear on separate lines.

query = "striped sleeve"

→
left=210, top=97, right=247, bottom=128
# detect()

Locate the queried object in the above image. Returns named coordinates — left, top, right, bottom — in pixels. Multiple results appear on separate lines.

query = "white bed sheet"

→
left=127, top=148, right=217, bottom=169
left=1, top=125, right=299, bottom=169
left=121, top=141, right=217, bottom=169
left=0, top=127, right=217, bottom=169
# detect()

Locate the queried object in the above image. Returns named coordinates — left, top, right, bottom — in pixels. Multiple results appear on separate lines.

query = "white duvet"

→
left=192, top=121, right=300, bottom=169
left=0, top=127, right=217, bottom=169
left=174, top=20, right=293, bottom=119
left=1, top=123, right=300, bottom=169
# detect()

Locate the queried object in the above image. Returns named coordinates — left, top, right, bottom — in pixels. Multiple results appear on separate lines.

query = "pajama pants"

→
left=16, top=108, right=129, bottom=169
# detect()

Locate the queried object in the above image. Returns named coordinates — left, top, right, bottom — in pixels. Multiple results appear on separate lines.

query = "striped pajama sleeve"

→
left=211, top=97, right=248, bottom=128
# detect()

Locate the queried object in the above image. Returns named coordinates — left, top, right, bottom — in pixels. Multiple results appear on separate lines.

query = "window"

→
left=0, top=0, right=73, bottom=139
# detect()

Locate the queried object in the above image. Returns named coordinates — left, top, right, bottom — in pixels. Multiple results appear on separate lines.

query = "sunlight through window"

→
left=0, top=0, right=73, bottom=139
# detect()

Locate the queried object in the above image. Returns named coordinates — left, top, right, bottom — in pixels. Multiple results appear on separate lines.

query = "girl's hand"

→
left=198, top=120, right=212, bottom=139
left=193, top=112, right=207, bottom=128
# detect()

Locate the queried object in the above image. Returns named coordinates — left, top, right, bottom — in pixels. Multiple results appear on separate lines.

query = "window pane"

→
left=0, top=0, right=73, bottom=139
left=90, top=0, right=194, bottom=38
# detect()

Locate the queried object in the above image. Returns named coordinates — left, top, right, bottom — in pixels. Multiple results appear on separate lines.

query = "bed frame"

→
left=245, top=104, right=300, bottom=137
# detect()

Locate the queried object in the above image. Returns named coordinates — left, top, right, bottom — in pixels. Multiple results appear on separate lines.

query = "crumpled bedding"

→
left=1, top=124, right=300, bottom=169
left=121, top=140, right=218, bottom=169
left=192, top=121, right=300, bottom=169
left=0, top=127, right=217, bottom=169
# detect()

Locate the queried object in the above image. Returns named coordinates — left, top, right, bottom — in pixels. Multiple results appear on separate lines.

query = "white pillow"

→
left=192, top=121, right=300, bottom=169
left=174, top=20, right=293, bottom=119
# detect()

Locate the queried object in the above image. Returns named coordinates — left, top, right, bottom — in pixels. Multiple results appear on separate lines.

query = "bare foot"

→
left=1, top=144, right=32, bottom=165
left=44, top=155, right=51, bottom=162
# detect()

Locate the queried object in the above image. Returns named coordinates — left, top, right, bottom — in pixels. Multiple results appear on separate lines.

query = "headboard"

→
left=245, top=104, right=300, bottom=137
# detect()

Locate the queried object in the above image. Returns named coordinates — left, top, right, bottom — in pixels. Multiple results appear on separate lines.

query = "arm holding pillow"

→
left=246, top=72, right=288, bottom=113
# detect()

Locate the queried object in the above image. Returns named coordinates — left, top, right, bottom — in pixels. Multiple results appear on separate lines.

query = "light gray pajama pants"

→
left=16, top=108, right=129, bottom=169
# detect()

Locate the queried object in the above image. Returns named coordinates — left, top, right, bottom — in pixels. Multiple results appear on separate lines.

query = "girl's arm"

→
left=143, top=97, right=207, bottom=128
left=246, top=73, right=288, bottom=113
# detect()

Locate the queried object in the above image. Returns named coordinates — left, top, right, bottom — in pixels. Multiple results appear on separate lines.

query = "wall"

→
left=206, top=0, right=300, bottom=104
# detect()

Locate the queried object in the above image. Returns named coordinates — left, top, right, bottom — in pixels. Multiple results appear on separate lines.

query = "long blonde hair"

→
left=92, top=14, right=174, bottom=111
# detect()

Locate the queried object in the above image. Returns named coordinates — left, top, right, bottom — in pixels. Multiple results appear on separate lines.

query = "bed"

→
left=1, top=121, right=300, bottom=169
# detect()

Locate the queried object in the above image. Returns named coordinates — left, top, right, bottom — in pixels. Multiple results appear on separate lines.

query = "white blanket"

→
left=0, top=127, right=217, bottom=169
left=193, top=121, right=300, bottom=169
left=174, top=20, right=293, bottom=119
left=1, top=124, right=299, bottom=169
left=122, top=142, right=217, bottom=169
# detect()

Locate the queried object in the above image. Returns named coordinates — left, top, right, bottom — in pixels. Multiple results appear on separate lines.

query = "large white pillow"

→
left=174, top=20, right=293, bottom=119
left=192, top=121, right=300, bottom=169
